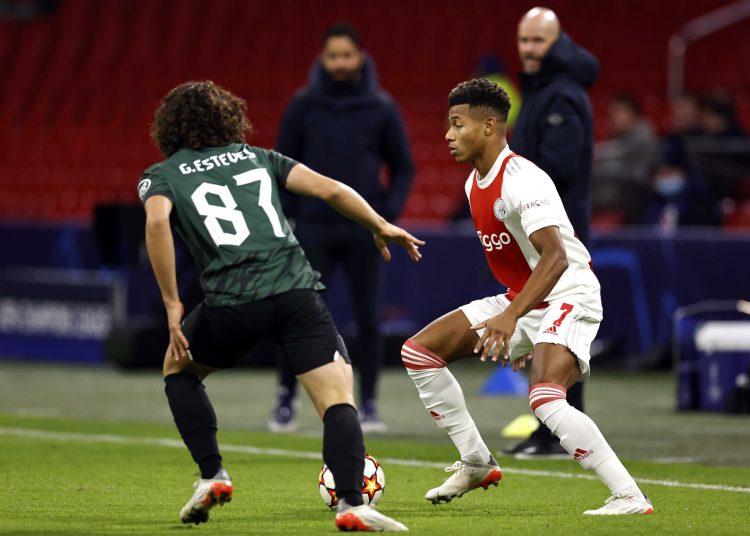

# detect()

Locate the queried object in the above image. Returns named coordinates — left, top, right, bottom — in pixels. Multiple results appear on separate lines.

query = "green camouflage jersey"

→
left=138, top=143, right=324, bottom=306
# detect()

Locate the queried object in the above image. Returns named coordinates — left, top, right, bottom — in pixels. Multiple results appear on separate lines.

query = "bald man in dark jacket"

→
left=504, top=7, right=598, bottom=458
left=512, top=29, right=598, bottom=246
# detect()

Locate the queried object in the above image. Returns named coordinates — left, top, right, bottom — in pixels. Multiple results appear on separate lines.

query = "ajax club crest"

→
left=493, top=198, right=507, bottom=221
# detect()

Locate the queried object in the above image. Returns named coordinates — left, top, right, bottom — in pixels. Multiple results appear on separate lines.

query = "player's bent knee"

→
left=529, top=343, right=581, bottom=387
left=401, top=339, right=448, bottom=371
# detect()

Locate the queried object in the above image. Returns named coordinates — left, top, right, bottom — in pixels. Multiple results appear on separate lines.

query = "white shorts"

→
left=459, top=294, right=601, bottom=380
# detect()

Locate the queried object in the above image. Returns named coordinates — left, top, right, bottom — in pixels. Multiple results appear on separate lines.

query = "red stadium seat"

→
left=1, top=0, right=749, bottom=221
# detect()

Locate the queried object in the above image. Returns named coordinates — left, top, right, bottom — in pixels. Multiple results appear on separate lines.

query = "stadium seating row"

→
left=0, top=0, right=748, bottom=221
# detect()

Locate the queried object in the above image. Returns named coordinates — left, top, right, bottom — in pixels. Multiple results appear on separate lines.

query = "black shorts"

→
left=181, top=289, right=350, bottom=374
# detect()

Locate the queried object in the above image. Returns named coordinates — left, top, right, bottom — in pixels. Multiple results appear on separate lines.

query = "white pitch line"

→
left=652, top=456, right=700, bottom=464
left=2, top=427, right=749, bottom=494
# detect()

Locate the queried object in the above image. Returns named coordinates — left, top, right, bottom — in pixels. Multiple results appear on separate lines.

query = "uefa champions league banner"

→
left=0, top=268, right=125, bottom=363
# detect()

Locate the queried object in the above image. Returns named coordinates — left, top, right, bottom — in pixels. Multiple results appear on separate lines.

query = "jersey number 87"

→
left=190, top=168, right=285, bottom=247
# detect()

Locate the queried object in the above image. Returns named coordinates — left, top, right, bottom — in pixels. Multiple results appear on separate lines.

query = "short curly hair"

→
left=448, top=78, right=511, bottom=122
left=150, top=81, right=252, bottom=157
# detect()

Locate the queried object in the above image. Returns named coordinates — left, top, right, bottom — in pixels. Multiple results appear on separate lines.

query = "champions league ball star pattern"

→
left=319, top=453, right=385, bottom=509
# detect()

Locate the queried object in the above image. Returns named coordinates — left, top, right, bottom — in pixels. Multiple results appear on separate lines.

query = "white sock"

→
left=402, top=339, right=492, bottom=465
left=530, top=383, right=644, bottom=499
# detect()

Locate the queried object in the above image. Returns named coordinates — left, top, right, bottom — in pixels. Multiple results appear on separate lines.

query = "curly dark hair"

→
left=448, top=78, right=511, bottom=122
left=150, top=81, right=252, bottom=157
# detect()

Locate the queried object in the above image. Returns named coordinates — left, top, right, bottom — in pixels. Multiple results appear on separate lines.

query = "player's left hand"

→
left=165, top=301, right=190, bottom=361
left=373, top=223, right=425, bottom=262
left=471, top=313, right=518, bottom=362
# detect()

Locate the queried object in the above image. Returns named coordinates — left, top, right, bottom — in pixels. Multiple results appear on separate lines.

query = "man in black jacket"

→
left=503, top=7, right=599, bottom=458
left=270, top=23, right=415, bottom=433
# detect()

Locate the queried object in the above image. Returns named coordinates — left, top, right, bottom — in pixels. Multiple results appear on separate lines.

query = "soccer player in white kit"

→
left=401, top=78, right=653, bottom=515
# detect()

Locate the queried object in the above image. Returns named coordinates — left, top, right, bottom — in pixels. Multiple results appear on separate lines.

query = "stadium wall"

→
left=2, top=221, right=749, bottom=367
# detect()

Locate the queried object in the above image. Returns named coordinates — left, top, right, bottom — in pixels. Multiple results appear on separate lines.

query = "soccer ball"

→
left=318, top=453, right=385, bottom=510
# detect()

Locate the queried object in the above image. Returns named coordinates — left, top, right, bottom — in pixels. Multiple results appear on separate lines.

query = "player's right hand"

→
left=471, top=312, right=518, bottom=362
left=373, top=223, right=425, bottom=262
left=165, top=301, right=190, bottom=361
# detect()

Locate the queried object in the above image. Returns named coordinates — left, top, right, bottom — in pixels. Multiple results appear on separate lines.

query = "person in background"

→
left=662, top=92, right=704, bottom=171
left=692, top=92, right=746, bottom=201
left=272, top=22, right=415, bottom=433
left=502, top=6, right=598, bottom=459
left=592, top=94, right=659, bottom=224
left=700, top=92, right=746, bottom=138
left=643, top=145, right=721, bottom=229
left=669, top=93, right=704, bottom=139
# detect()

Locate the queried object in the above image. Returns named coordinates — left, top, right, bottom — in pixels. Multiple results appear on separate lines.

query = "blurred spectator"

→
left=475, top=54, right=521, bottom=129
left=701, top=92, right=746, bottom=138
left=643, top=145, right=721, bottom=229
left=688, top=92, right=750, bottom=201
left=669, top=93, right=704, bottom=138
left=271, top=22, right=414, bottom=433
left=661, top=93, right=704, bottom=172
left=592, top=94, right=659, bottom=223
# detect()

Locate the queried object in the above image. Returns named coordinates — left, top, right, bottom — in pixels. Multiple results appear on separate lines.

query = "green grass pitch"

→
left=1, top=413, right=749, bottom=535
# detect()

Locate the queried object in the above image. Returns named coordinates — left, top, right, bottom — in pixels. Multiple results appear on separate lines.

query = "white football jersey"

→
left=464, top=144, right=602, bottom=318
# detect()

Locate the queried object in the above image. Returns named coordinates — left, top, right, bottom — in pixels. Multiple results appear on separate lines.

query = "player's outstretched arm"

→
left=144, top=195, right=190, bottom=361
left=285, top=163, right=424, bottom=262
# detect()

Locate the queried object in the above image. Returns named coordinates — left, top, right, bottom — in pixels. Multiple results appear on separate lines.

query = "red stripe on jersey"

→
left=469, top=152, right=535, bottom=296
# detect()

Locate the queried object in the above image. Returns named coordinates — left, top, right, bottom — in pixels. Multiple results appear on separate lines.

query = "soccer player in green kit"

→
left=140, top=81, right=421, bottom=531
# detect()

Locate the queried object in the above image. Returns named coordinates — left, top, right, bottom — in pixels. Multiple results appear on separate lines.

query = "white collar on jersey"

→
left=475, top=144, right=514, bottom=190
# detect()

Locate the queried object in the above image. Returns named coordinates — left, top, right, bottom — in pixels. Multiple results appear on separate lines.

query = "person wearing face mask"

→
left=644, top=146, right=721, bottom=229
left=270, top=23, right=415, bottom=434
left=501, top=7, right=598, bottom=460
